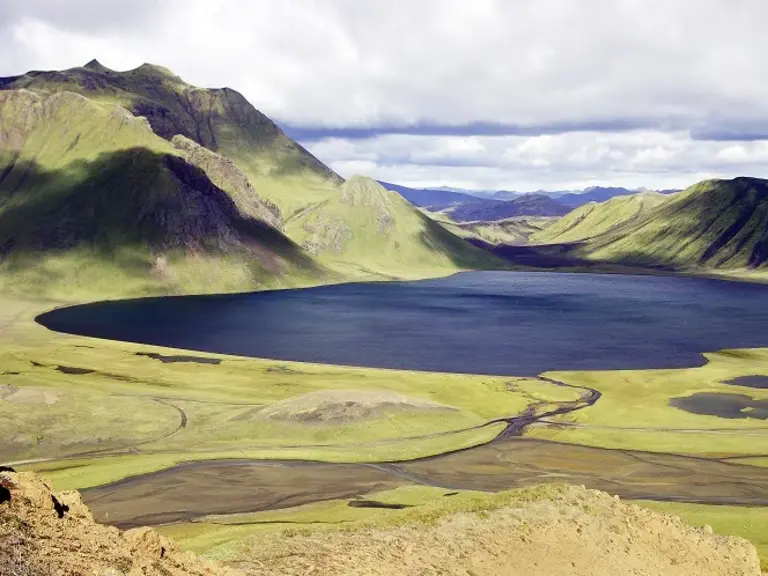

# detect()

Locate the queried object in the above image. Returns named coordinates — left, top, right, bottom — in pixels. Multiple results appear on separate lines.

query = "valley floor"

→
left=1, top=283, right=767, bottom=569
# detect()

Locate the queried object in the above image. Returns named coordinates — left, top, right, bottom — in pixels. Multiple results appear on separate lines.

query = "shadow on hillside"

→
left=418, top=214, right=507, bottom=270
left=0, top=148, right=320, bottom=273
left=467, top=238, right=682, bottom=274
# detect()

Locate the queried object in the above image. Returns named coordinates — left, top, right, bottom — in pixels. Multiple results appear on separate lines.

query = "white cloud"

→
left=2, top=0, right=768, bottom=188
left=308, top=132, right=768, bottom=191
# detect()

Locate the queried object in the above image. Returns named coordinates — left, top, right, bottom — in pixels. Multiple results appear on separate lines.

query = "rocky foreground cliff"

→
left=0, top=471, right=239, bottom=576
left=0, top=471, right=762, bottom=576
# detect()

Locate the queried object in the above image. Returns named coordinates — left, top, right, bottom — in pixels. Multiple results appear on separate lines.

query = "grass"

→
left=577, top=178, right=768, bottom=271
left=21, top=424, right=506, bottom=491
left=0, top=89, right=327, bottom=300
left=1, top=298, right=571, bottom=489
left=527, top=347, right=768, bottom=455
left=530, top=191, right=669, bottom=245
left=4, top=295, right=768, bottom=563
left=436, top=215, right=556, bottom=246
left=286, top=176, right=504, bottom=278
left=635, top=500, right=768, bottom=571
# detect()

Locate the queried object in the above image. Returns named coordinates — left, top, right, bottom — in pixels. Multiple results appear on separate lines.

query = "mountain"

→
left=529, top=191, right=670, bottom=245
left=554, top=186, right=681, bottom=208
left=378, top=181, right=680, bottom=212
left=0, top=62, right=500, bottom=297
left=377, top=181, right=480, bottom=207
left=287, top=176, right=501, bottom=277
left=443, top=194, right=571, bottom=222
left=555, top=186, right=637, bottom=207
left=440, top=216, right=556, bottom=246
left=0, top=60, right=342, bottom=216
left=577, top=177, right=768, bottom=270
left=0, top=88, right=320, bottom=298
left=461, top=190, right=519, bottom=201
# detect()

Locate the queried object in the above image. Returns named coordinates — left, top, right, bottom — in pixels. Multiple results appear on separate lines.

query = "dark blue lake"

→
left=37, top=272, right=768, bottom=376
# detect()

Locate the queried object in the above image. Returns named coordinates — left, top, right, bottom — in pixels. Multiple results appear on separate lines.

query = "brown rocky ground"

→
left=0, top=471, right=240, bottom=576
left=232, top=485, right=762, bottom=576
left=0, top=470, right=762, bottom=576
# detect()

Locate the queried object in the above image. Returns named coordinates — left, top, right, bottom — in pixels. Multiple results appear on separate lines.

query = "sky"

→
left=3, top=0, right=768, bottom=191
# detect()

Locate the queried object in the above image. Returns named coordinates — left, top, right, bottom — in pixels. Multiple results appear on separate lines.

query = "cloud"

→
left=0, top=0, right=170, bottom=34
left=2, top=0, right=768, bottom=188
left=307, top=132, right=768, bottom=191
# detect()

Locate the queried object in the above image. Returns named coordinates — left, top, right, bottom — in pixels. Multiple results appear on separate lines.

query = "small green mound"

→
left=253, top=389, right=455, bottom=424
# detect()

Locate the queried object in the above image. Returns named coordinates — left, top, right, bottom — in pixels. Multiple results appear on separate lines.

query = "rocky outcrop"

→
left=171, top=135, right=281, bottom=229
left=0, top=470, right=241, bottom=576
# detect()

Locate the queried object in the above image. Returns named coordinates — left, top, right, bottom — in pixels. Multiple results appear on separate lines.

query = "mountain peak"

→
left=82, top=59, right=110, bottom=73
left=340, top=175, right=391, bottom=206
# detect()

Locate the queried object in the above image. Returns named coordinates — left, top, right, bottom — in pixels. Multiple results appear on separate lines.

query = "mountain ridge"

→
left=0, top=60, right=343, bottom=215
left=579, top=177, right=768, bottom=270
left=0, top=88, right=322, bottom=298
left=0, top=62, right=502, bottom=297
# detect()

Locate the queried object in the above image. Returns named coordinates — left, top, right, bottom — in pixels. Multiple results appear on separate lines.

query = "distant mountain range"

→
left=440, top=195, right=571, bottom=222
left=379, top=181, right=681, bottom=220
left=466, top=177, right=768, bottom=274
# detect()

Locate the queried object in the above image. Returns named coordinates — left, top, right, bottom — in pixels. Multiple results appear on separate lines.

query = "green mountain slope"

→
left=0, top=60, right=342, bottom=215
left=577, top=178, right=768, bottom=270
left=0, top=89, right=321, bottom=299
left=0, top=62, right=504, bottom=296
left=530, top=191, right=670, bottom=245
left=434, top=214, right=556, bottom=246
left=286, top=176, right=502, bottom=278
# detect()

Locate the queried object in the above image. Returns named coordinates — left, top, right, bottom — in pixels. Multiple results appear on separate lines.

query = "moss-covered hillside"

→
left=0, top=62, right=501, bottom=298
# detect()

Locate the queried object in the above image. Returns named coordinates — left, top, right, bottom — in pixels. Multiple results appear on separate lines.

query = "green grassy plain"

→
left=1, top=298, right=569, bottom=490
left=4, top=293, right=768, bottom=560
left=528, top=348, right=768, bottom=455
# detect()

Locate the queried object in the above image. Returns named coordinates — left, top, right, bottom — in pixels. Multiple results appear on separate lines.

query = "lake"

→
left=37, top=271, right=768, bottom=376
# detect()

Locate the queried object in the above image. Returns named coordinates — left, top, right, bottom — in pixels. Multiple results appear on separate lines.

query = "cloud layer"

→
left=2, top=0, right=768, bottom=189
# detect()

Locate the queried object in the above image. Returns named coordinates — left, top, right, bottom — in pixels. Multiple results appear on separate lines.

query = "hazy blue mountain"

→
left=377, top=181, right=480, bottom=207
left=444, top=195, right=571, bottom=222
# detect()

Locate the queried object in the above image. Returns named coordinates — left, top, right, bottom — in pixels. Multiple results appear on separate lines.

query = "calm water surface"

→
left=37, top=272, right=768, bottom=376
